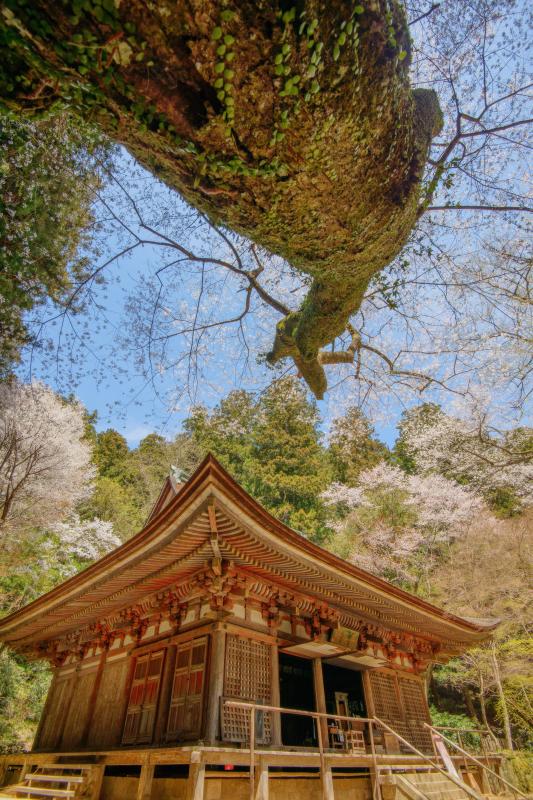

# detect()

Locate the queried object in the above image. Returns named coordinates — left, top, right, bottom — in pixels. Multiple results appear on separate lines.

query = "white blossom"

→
left=400, top=409, right=533, bottom=504
left=0, top=380, right=95, bottom=541
left=47, top=514, right=121, bottom=563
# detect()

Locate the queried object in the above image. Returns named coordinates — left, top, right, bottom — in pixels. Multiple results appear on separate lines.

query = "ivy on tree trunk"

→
left=0, top=0, right=442, bottom=397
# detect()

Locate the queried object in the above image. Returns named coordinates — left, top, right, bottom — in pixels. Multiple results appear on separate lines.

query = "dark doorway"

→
left=278, top=653, right=317, bottom=747
left=322, top=663, right=366, bottom=718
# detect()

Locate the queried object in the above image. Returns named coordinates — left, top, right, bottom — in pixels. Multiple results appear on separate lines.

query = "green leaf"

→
left=282, top=7, right=296, bottom=23
left=212, top=27, right=223, bottom=40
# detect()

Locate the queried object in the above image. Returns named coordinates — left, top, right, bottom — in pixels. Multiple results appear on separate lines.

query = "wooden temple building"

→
left=0, top=455, right=509, bottom=800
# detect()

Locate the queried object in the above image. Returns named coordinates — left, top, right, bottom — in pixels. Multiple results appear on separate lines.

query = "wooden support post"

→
left=205, top=627, right=226, bottom=743
left=254, top=756, right=269, bottom=800
left=362, top=670, right=375, bottom=717
left=186, top=752, right=205, bottom=800
left=136, top=763, right=154, bottom=800
left=249, top=705, right=256, bottom=800
left=270, top=646, right=282, bottom=747
left=368, top=717, right=381, bottom=800
left=316, top=710, right=334, bottom=800
left=89, top=765, right=105, bottom=800
left=312, top=658, right=329, bottom=749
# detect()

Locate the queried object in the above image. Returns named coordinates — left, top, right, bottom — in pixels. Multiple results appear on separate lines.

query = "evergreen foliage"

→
left=329, top=407, right=389, bottom=485
left=185, top=378, right=332, bottom=541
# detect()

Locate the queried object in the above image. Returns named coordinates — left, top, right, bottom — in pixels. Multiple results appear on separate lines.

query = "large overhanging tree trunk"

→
left=0, top=0, right=442, bottom=397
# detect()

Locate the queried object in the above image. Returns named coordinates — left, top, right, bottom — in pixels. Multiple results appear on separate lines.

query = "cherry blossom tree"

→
left=0, top=381, right=95, bottom=547
left=396, top=405, right=533, bottom=512
left=323, top=461, right=483, bottom=590
left=42, top=515, right=121, bottom=579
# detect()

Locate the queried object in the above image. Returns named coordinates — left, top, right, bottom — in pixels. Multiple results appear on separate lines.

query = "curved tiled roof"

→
left=0, top=455, right=497, bottom=653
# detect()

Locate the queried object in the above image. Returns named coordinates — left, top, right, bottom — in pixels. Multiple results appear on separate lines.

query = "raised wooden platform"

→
left=0, top=745, right=505, bottom=800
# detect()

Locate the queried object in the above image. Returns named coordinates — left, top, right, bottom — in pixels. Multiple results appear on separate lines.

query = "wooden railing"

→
left=431, top=725, right=503, bottom=756
left=223, top=700, right=502, bottom=800
left=223, top=700, right=379, bottom=800
left=424, top=723, right=527, bottom=800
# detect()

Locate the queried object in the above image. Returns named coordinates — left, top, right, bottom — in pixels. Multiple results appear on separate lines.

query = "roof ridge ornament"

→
left=169, top=464, right=189, bottom=491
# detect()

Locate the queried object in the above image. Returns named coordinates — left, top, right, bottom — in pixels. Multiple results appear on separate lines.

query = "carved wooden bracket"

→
left=304, top=602, right=340, bottom=640
left=120, top=605, right=149, bottom=642
left=196, top=559, right=247, bottom=612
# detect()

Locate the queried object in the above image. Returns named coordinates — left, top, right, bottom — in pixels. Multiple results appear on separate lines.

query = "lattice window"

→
left=221, top=700, right=272, bottom=745
left=368, top=670, right=433, bottom=754
left=224, top=635, right=272, bottom=702
left=221, top=634, right=272, bottom=744
left=398, top=676, right=433, bottom=753
left=369, top=671, right=403, bottom=724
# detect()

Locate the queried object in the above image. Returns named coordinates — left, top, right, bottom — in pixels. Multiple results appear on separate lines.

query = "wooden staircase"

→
left=0, top=764, right=99, bottom=800
left=382, top=770, right=479, bottom=800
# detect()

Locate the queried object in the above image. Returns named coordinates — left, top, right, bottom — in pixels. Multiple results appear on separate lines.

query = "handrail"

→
left=373, top=717, right=485, bottom=800
left=224, top=701, right=523, bottom=800
left=224, top=699, right=374, bottom=724
left=424, top=723, right=528, bottom=800
left=432, top=726, right=495, bottom=736
left=224, top=700, right=379, bottom=800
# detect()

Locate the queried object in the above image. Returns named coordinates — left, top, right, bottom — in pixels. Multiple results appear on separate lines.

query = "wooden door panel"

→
left=122, top=650, right=164, bottom=745
left=166, top=636, right=207, bottom=741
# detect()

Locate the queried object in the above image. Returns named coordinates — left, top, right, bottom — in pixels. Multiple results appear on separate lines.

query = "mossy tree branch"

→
left=0, top=0, right=442, bottom=397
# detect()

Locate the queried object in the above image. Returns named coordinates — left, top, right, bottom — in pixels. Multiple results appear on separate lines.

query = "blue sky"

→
left=21, top=175, right=403, bottom=449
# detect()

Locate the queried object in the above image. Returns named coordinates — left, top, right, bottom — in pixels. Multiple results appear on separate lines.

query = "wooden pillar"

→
left=153, top=644, right=176, bottom=744
left=186, top=752, right=205, bottom=800
left=313, top=658, right=329, bottom=748
left=362, top=669, right=375, bottom=717
left=205, top=628, right=226, bottom=743
left=254, top=756, right=269, bottom=800
left=270, top=645, right=282, bottom=747
left=88, top=765, right=105, bottom=800
left=136, top=763, right=154, bottom=800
